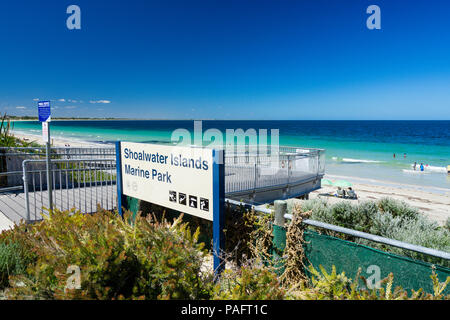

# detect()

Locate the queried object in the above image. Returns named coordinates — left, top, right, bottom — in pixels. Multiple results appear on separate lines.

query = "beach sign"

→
left=42, top=121, right=49, bottom=143
left=37, top=100, right=53, bottom=210
left=115, top=141, right=225, bottom=275
left=38, top=101, right=51, bottom=122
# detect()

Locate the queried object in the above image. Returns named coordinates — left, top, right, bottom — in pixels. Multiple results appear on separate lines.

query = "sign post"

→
left=38, top=101, right=52, bottom=212
left=116, top=141, right=225, bottom=277
left=115, top=141, right=125, bottom=217
left=212, top=149, right=225, bottom=275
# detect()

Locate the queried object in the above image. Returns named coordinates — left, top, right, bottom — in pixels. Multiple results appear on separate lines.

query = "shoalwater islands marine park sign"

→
left=118, top=141, right=221, bottom=220
left=115, top=141, right=225, bottom=273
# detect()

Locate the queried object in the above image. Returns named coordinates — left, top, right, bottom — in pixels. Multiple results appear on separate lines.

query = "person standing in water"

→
left=413, top=162, right=417, bottom=170
left=420, top=163, right=424, bottom=171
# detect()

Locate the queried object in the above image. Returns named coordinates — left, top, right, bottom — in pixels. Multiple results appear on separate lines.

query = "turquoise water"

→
left=11, top=120, right=450, bottom=190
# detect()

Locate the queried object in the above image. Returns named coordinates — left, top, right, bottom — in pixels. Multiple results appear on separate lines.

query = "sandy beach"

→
left=4, top=131, right=450, bottom=228
left=311, top=174, right=450, bottom=225
left=11, top=130, right=106, bottom=148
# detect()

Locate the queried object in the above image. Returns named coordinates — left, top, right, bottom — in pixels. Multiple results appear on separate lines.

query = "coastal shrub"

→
left=0, top=113, right=41, bottom=148
left=378, top=215, right=450, bottom=264
left=213, top=263, right=287, bottom=300
left=377, top=197, right=420, bottom=220
left=0, top=204, right=447, bottom=300
left=0, top=242, right=28, bottom=289
left=212, top=261, right=449, bottom=300
left=294, top=265, right=449, bottom=300
left=5, top=208, right=213, bottom=300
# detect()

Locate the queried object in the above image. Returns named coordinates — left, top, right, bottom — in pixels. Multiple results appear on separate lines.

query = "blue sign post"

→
left=37, top=101, right=53, bottom=213
left=115, top=141, right=126, bottom=218
left=212, top=149, right=225, bottom=276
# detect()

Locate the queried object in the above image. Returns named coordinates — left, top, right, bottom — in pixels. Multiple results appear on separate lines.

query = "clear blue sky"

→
left=1, top=0, right=450, bottom=120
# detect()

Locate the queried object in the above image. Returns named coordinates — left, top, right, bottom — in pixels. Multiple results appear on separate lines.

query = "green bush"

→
left=213, top=263, right=287, bottom=300
left=294, top=265, right=449, bottom=300
left=5, top=208, right=213, bottom=300
left=0, top=242, right=28, bottom=289
left=1, top=202, right=447, bottom=300
left=212, top=262, right=449, bottom=300
left=0, top=113, right=41, bottom=148
left=377, top=197, right=420, bottom=220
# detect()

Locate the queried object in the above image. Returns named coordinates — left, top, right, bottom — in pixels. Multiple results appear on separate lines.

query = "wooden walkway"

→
left=0, top=185, right=117, bottom=224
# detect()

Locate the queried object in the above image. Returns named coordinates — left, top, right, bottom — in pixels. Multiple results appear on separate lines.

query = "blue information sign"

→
left=38, top=101, right=51, bottom=122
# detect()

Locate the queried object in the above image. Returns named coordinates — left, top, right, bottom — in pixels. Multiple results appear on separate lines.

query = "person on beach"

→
left=393, top=153, right=396, bottom=158
left=420, top=163, right=424, bottom=171
left=346, top=187, right=357, bottom=199
left=413, top=162, right=417, bottom=170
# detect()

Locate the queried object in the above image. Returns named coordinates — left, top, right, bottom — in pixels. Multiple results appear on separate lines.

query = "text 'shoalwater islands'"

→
left=123, top=147, right=209, bottom=183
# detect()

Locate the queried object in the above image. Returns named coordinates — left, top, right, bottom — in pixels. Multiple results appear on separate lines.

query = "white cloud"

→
left=16, top=106, right=26, bottom=109
left=90, top=100, right=111, bottom=104
left=65, top=106, right=77, bottom=109
left=32, top=98, right=39, bottom=101
left=58, top=99, right=66, bottom=102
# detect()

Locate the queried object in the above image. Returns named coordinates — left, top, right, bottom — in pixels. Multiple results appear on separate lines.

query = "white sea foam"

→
left=341, top=158, right=383, bottom=164
left=402, top=169, right=430, bottom=174
left=410, top=164, right=447, bottom=173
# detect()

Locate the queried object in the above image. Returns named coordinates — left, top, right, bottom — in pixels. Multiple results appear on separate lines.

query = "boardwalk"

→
left=0, top=185, right=117, bottom=224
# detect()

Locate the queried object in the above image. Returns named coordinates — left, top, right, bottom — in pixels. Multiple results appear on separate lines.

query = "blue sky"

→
left=1, top=0, right=449, bottom=120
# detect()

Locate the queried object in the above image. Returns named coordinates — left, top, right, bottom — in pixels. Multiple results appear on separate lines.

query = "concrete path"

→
left=0, top=184, right=117, bottom=224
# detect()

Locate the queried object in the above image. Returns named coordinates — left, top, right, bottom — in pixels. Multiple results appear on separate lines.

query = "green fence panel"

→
left=272, top=224, right=287, bottom=275
left=126, top=196, right=140, bottom=221
left=303, top=230, right=450, bottom=295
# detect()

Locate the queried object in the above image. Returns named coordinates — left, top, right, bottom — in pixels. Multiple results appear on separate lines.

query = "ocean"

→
left=11, top=120, right=450, bottom=191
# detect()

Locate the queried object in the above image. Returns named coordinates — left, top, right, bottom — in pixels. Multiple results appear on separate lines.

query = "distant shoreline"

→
left=8, top=118, right=450, bottom=122
left=11, top=130, right=106, bottom=148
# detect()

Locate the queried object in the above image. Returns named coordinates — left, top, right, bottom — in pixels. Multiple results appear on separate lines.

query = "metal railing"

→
left=225, top=198, right=450, bottom=261
left=0, top=146, right=115, bottom=192
left=22, top=158, right=116, bottom=221
left=223, top=145, right=325, bottom=195
left=0, top=146, right=115, bottom=158
left=0, top=145, right=325, bottom=222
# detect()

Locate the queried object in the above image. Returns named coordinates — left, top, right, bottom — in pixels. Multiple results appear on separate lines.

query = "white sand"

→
left=11, top=131, right=106, bottom=148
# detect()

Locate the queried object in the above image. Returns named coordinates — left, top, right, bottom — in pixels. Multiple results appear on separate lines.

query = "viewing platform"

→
left=0, top=145, right=325, bottom=223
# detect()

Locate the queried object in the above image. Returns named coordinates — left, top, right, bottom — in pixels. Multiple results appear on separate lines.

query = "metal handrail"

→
left=22, top=158, right=117, bottom=222
left=225, top=199, right=450, bottom=261
left=286, top=214, right=450, bottom=261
